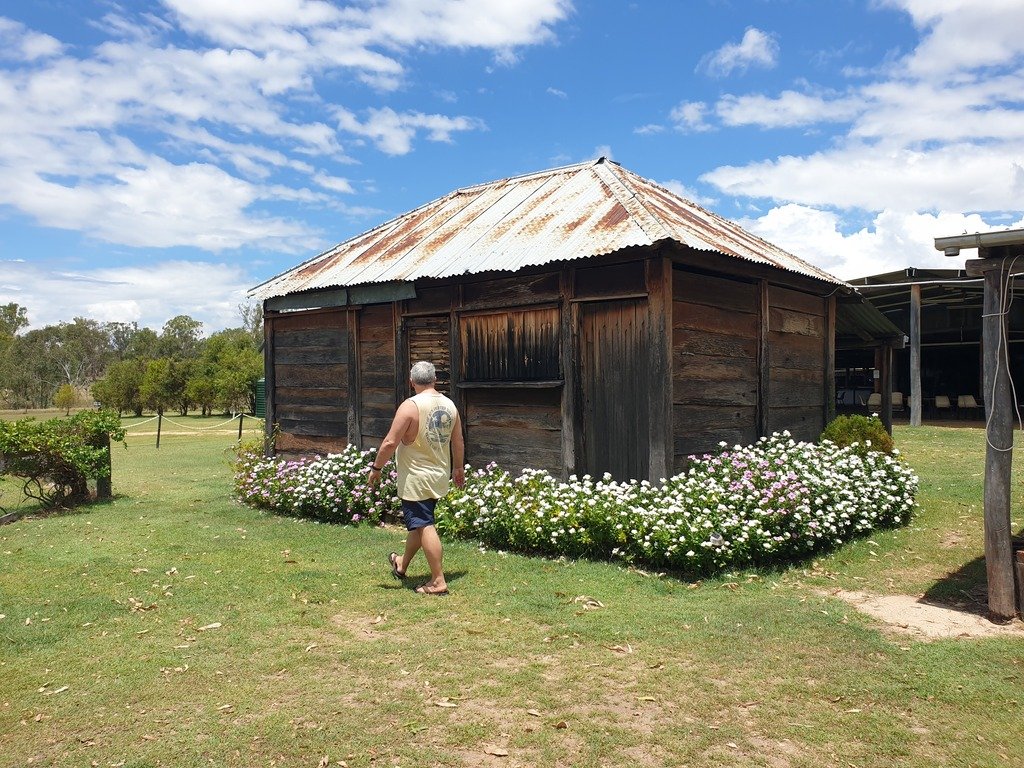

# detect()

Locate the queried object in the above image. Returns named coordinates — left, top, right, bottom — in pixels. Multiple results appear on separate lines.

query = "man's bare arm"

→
left=451, top=411, right=465, bottom=488
left=368, top=399, right=416, bottom=483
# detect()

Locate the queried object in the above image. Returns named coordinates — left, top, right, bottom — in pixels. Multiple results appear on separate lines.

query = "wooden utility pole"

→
left=936, top=228, right=1024, bottom=620
left=971, top=257, right=1018, bottom=619
left=909, top=284, right=922, bottom=426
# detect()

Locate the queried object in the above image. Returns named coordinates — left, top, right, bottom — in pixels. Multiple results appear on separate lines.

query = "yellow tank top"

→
left=396, top=391, right=458, bottom=501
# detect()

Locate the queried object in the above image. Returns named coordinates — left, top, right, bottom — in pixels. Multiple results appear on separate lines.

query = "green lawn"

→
left=1, top=424, right=1022, bottom=767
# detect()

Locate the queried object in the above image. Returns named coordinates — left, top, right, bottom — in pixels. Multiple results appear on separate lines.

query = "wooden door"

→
left=406, top=315, right=451, bottom=393
left=578, top=299, right=649, bottom=481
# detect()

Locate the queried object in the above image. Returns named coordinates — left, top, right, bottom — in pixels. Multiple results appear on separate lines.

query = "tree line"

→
left=0, top=302, right=264, bottom=416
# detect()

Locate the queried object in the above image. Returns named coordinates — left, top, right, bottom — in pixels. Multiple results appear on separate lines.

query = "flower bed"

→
left=436, top=432, right=918, bottom=573
left=234, top=442, right=397, bottom=525
left=233, top=432, right=918, bottom=575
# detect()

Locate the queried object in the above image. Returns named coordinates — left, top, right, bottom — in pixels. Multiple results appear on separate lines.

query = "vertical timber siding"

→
left=579, top=299, right=650, bottom=481
left=358, top=304, right=396, bottom=448
left=766, top=285, right=827, bottom=440
left=672, top=269, right=759, bottom=472
left=270, top=310, right=348, bottom=455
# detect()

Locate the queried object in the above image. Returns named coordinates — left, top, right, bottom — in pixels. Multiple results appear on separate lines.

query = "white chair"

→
left=866, top=392, right=882, bottom=410
left=958, top=394, right=981, bottom=419
left=934, top=395, right=952, bottom=418
left=892, top=392, right=904, bottom=411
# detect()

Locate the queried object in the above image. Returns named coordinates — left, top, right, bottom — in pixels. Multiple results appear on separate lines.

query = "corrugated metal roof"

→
left=250, top=158, right=846, bottom=300
left=836, top=296, right=906, bottom=346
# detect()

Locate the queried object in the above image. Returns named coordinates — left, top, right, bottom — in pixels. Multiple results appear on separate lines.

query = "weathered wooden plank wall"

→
left=464, top=387, right=562, bottom=475
left=271, top=309, right=348, bottom=455
left=766, top=285, right=827, bottom=440
left=357, top=304, right=395, bottom=448
left=672, top=269, right=759, bottom=471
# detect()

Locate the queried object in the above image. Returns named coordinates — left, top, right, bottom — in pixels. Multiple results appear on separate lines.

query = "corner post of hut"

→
left=909, top=283, right=922, bottom=426
left=966, top=254, right=1019, bottom=619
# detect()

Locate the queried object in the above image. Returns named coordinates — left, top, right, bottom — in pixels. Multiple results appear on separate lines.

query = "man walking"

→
left=368, top=361, right=464, bottom=595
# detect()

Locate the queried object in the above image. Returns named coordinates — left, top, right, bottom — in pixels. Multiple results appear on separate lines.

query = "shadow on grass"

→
left=381, top=569, right=468, bottom=593
left=0, top=491, right=119, bottom=526
left=922, top=527, right=1024, bottom=618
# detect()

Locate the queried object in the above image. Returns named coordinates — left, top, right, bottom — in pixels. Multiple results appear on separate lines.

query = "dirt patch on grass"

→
left=827, top=589, right=1024, bottom=640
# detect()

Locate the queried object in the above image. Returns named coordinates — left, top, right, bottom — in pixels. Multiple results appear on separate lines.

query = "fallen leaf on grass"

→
left=526, top=709, right=542, bottom=717
left=554, top=721, right=568, bottom=729
left=434, top=699, right=458, bottom=708
left=370, top=614, right=385, bottom=625
left=305, top=644, right=318, bottom=652
left=727, top=742, right=738, bottom=749
left=571, top=595, right=604, bottom=609
left=483, top=746, right=508, bottom=756
left=846, top=708, right=863, bottom=713
left=217, top=704, right=234, bottom=711
left=637, top=696, right=656, bottom=702
left=608, top=643, right=633, bottom=654
left=317, top=757, right=329, bottom=768
left=197, top=622, right=221, bottom=631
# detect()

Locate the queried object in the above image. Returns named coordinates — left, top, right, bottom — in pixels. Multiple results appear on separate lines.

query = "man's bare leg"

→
left=417, top=525, right=447, bottom=593
left=399, top=529, right=422, bottom=574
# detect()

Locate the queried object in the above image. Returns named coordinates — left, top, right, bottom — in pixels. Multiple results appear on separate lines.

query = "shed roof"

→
left=250, top=158, right=845, bottom=300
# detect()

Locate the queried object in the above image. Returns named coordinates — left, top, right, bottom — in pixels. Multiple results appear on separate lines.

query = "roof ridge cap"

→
left=591, top=162, right=672, bottom=242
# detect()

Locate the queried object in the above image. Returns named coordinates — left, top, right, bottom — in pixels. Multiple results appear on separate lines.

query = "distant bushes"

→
left=0, top=411, right=125, bottom=509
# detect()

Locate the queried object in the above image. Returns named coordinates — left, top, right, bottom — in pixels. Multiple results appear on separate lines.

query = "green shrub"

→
left=820, top=414, right=894, bottom=456
left=0, top=410, right=126, bottom=508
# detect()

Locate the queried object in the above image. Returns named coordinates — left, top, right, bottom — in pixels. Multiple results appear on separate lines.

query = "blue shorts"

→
left=401, top=498, right=438, bottom=531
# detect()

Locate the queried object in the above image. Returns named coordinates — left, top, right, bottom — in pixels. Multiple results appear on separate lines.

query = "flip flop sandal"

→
left=415, top=584, right=449, bottom=596
left=388, top=552, right=405, bottom=580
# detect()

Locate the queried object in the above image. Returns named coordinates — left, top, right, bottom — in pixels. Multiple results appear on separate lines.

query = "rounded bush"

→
left=820, top=414, right=894, bottom=456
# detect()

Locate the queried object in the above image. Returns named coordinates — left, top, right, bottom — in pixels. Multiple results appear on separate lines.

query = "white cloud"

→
left=716, top=90, right=863, bottom=128
left=0, top=259, right=258, bottom=331
left=695, top=3, right=1024, bottom=228
left=883, top=0, right=1024, bottom=78
left=334, top=107, right=486, bottom=156
left=633, top=123, right=664, bottom=135
left=0, top=18, right=63, bottom=61
left=699, top=27, right=778, bottom=78
left=0, top=2, right=570, bottom=256
left=312, top=172, right=355, bottom=194
left=546, top=87, right=567, bottom=98
left=741, top=204, right=1024, bottom=279
left=669, top=101, right=712, bottom=133
left=703, top=140, right=1024, bottom=215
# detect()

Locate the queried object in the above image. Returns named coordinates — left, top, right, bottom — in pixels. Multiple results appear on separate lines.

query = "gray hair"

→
left=409, top=360, right=436, bottom=385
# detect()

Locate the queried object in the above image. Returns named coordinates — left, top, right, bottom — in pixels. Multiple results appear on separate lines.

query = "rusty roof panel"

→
left=250, top=158, right=845, bottom=300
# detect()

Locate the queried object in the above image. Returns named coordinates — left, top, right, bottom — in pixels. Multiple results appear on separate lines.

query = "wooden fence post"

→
left=96, top=433, right=112, bottom=501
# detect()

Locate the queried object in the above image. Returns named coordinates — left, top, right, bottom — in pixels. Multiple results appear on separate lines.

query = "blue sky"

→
left=1, top=0, right=1022, bottom=332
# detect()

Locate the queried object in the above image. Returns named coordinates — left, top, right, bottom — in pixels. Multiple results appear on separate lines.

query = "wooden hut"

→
left=251, top=158, right=888, bottom=481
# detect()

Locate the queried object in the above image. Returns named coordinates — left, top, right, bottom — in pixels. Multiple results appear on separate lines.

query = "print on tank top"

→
left=425, top=404, right=454, bottom=446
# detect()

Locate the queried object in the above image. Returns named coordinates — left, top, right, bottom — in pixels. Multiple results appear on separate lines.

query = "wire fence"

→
left=121, top=413, right=262, bottom=447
